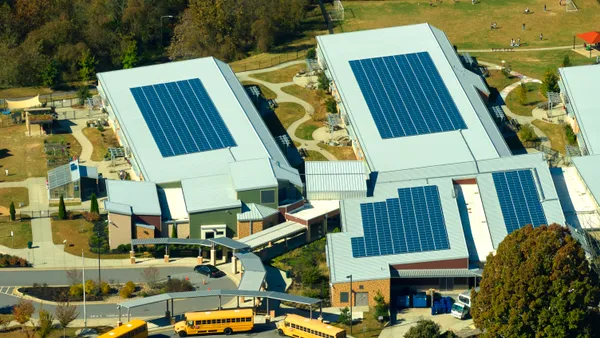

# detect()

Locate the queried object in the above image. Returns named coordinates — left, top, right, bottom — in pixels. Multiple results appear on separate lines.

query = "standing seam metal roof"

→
left=305, top=161, right=368, bottom=193
left=237, top=203, right=280, bottom=221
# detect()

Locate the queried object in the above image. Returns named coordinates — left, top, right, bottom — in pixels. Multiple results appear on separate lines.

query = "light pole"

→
left=62, top=239, right=67, bottom=269
left=160, top=15, right=175, bottom=47
left=346, top=274, right=353, bottom=335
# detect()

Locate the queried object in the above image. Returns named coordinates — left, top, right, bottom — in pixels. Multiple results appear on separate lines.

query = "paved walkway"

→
left=459, top=45, right=574, bottom=53
left=479, top=61, right=552, bottom=150
left=237, top=60, right=338, bottom=160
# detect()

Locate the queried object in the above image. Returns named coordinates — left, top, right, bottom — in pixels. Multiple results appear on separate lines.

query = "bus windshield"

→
left=458, top=294, right=470, bottom=305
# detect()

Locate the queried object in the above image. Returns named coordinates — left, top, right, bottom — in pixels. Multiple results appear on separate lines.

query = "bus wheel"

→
left=178, top=331, right=187, bottom=337
left=278, top=328, right=285, bottom=336
left=224, top=328, right=233, bottom=335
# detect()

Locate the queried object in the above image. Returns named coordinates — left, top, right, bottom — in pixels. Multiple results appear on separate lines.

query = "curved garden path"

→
left=478, top=61, right=551, bottom=150
left=236, top=60, right=338, bottom=160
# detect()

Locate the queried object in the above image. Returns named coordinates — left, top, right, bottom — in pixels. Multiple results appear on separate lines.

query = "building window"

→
left=340, top=292, right=349, bottom=303
left=260, top=190, right=275, bottom=204
left=359, top=285, right=364, bottom=290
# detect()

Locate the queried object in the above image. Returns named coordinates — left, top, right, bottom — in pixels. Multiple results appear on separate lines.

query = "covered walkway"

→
left=238, top=221, right=307, bottom=250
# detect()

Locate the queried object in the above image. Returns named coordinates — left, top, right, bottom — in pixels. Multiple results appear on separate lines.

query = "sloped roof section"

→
left=237, top=203, right=279, bottom=221
left=106, top=180, right=161, bottom=216
left=305, top=161, right=367, bottom=193
left=181, top=175, right=240, bottom=213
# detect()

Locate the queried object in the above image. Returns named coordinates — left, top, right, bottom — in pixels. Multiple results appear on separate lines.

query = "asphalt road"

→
left=0, top=267, right=192, bottom=286
left=149, top=324, right=281, bottom=338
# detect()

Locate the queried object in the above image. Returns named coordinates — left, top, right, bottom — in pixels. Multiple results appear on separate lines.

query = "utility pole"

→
left=82, top=250, right=87, bottom=329
left=160, top=15, right=175, bottom=48
left=346, top=274, right=353, bottom=335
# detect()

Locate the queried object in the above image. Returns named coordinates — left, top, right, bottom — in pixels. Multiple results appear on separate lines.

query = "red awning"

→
left=576, top=31, right=600, bottom=44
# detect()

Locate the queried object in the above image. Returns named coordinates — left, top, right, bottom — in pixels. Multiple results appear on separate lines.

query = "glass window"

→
left=216, top=319, right=221, bottom=324
left=235, top=318, right=240, bottom=323
left=226, top=318, right=230, bottom=323
left=188, top=321, right=194, bottom=326
left=359, top=285, right=364, bottom=290
left=201, top=320, right=206, bottom=325
left=340, top=292, right=349, bottom=303
left=211, top=319, right=216, bottom=324
left=260, top=190, right=275, bottom=204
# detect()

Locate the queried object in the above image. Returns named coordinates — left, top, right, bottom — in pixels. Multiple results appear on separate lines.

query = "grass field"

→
left=249, top=63, right=307, bottom=83
left=240, top=81, right=278, bottom=100
left=51, top=218, right=130, bottom=259
left=262, top=103, right=306, bottom=137
left=295, top=120, right=322, bottom=140
left=473, top=50, right=595, bottom=80
left=0, top=125, right=47, bottom=182
left=532, top=119, right=567, bottom=154
left=337, top=0, right=600, bottom=49
left=46, top=133, right=83, bottom=159
left=0, top=221, right=32, bottom=248
left=0, top=187, right=29, bottom=210
left=506, top=82, right=544, bottom=116
left=485, top=70, right=519, bottom=92
left=305, top=150, right=328, bottom=161
left=82, top=127, right=119, bottom=162
left=318, top=144, right=357, bottom=160
left=281, top=85, right=327, bottom=120
left=0, top=86, right=53, bottom=98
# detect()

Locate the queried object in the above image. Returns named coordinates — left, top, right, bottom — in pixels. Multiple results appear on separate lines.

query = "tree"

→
left=540, top=69, right=559, bottom=98
left=471, top=224, right=600, bottom=337
left=561, top=54, right=572, bottom=68
left=141, top=266, right=160, bottom=289
left=164, top=278, right=193, bottom=292
left=337, top=306, right=351, bottom=326
left=79, top=49, right=97, bottom=82
left=121, top=40, right=139, bottom=69
left=41, top=59, right=60, bottom=89
left=12, top=299, right=35, bottom=334
left=77, top=85, right=91, bottom=105
left=90, top=193, right=99, bottom=214
left=301, top=266, right=323, bottom=286
left=404, top=319, right=441, bottom=338
left=171, top=224, right=178, bottom=238
left=65, top=269, right=82, bottom=286
left=55, top=301, right=78, bottom=338
left=325, top=98, right=337, bottom=114
left=9, top=201, right=16, bottom=221
left=518, top=123, right=538, bottom=143
left=373, top=291, right=389, bottom=320
left=318, top=71, right=330, bottom=91
left=0, top=314, right=9, bottom=332
left=564, top=123, right=577, bottom=146
left=58, top=195, right=66, bottom=220
left=84, top=280, right=98, bottom=296
left=517, top=82, right=527, bottom=105
left=306, top=48, right=316, bottom=60
left=38, top=308, right=54, bottom=338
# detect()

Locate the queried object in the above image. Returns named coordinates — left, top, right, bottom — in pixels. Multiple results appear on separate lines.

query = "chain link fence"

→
left=230, top=49, right=309, bottom=73
left=0, top=209, right=107, bottom=223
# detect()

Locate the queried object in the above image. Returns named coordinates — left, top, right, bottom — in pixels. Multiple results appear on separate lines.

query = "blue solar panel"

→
left=130, top=78, right=237, bottom=157
left=492, top=170, right=548, bottom=235
left=351, top=186, right=451, bottom=258
left=349, top=52, right=467, bottom=139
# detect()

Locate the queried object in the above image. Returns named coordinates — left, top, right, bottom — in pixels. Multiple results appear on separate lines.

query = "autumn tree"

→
left=12, top=299, right=35, bottom=335
left=540, top=69, right=559, bottom=98
left=38, top=308, right=54, bottom=338
left=55, top=301, right=78, bottom=338
left=471, top=224, right=600, bottom=337
left=517, top=82, right=527, bottom=105
left=141, top=266, right=160, bottom=289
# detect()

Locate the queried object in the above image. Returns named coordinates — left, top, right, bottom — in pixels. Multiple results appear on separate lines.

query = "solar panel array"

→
left=351, top=185, right=450, bottom=258
left=349, top=52, right=467, bottom=139
left=130, top=78, right=236, bottom=158
left=492, top=170, right=547, bottom=234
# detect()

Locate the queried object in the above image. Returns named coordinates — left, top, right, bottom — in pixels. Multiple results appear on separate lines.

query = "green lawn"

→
left=317, top=144, right=357, bottom=160
left=337, top=0, right=600, bottom=49
left=295, top=120, right=322, bottom=140
left=249, top=63, right=307, bottom=83
left=532, top=119, right=567, bottom=154
left=473, top=50, right=595, bottom=80
left=262, top=103, right=306, bottom=137
left=240, top=81, right=278, bottom=100
left=281, top=85, right=327, bottom=120
left=305, top=150, right=328, bottom=161
left=485, top=70, right=520, bottom=92
left=0, top=187, right=29, bottom=210
left=51, top=218, right=129, bottom=259
left=506, top=82, right=544, bottom=116
left=0, top=221, right=32, bottom=248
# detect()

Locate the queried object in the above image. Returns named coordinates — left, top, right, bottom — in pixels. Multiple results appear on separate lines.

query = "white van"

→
left=451, top=288, right=479, bottom=319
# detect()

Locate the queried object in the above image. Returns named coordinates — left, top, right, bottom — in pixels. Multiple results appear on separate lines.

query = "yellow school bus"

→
left=173, top=308, right=254, bottom=337
left=276, top=314, right=346, bottom=338
left=99, top=319, right=148, bottom=338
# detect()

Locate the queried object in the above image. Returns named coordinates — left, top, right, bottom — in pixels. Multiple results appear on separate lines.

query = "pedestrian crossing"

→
left=0, top=286, right=16, bottom=296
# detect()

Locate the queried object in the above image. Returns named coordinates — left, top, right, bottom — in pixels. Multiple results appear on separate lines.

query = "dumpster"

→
left=396, top=295, right=410, bottom=309
left=413, top=292, right=427, bottom=308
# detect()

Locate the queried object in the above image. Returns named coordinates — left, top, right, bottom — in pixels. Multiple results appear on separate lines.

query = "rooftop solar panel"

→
left=351, top=185, right=451, bottom=258
left=349, top=52, right=467, bottom=139
left=492, top=170, right=547, bottom=234
left=130, top=78, right=236, bottom=158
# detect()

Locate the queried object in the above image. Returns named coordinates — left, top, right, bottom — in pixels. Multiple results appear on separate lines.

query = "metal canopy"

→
left=210, top=237, right=250, bottom=251
left=132, top=238, right=212, bottom=246
left=117, top=289, right=322, bottom=309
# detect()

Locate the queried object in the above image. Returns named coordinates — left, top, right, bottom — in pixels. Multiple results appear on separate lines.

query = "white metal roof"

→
left=559, top=65, right=600, bottom=155
left=551, top=166, right=600, bottom=230
left=238, top=221, right=306, bottom=249
left=229, top=159, right=278, bottom=192
left=286, top=200, right=340, bottom=222
left=105, top=180, right=161, bottom=216
left=97, top=57, right=291, bottom=184
left=181, top=175, right=240, bottom=213
left=237, top=203, right=279, bottom=221
left=305, top=161, right=368, bottom=194
left=157, top=187, right=189, bottom=220
left=316, top=23, right=510, bottom=174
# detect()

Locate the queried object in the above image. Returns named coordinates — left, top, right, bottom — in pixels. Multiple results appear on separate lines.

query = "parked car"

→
left=193, top=264, right=225, bottom=278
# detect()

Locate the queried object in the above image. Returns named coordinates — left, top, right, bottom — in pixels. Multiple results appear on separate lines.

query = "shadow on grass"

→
left=0, top=148, right=13, bottom=160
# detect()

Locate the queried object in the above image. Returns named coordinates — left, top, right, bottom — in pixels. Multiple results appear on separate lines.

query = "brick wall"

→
left=330, top=279, right=391, bottom=308
left=168, top=223, right=190, bottom=238
left=136, top=225, right=155, bottom=240
left=236, top=213, right=278, bottom=239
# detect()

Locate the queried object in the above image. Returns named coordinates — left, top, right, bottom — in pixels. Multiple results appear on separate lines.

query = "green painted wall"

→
left=189, top=207, right=240, bottom=238
left=156, top=181, right=181, bottom=189
left=236, top=187, right=278, bottom=209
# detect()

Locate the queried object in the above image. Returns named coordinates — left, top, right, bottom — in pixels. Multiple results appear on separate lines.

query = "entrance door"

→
left=355, top=292, right=369, bottom=306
